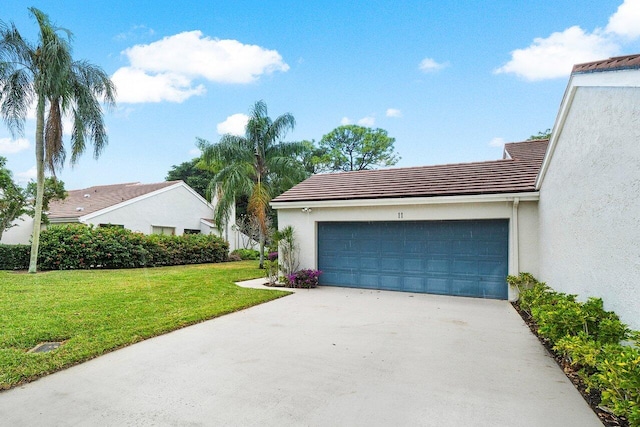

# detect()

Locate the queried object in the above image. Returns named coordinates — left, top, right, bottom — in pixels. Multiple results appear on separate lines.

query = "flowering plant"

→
left=285, top=269, right=322, bottom=288
left=267, top=251, right=278, bottom=261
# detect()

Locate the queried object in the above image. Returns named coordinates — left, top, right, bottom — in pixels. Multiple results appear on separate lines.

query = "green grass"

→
left=0, top=261, right=289, bottom=390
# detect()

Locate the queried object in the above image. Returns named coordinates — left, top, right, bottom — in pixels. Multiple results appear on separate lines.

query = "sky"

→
left=2, top=0, right=640, bottom=190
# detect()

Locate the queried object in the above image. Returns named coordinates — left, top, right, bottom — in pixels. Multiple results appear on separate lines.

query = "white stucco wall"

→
left=275, top=196, right=539, bottom=300
left=1, top=215, right=34, bottom=245
left=84, top=184, right=214, bottom=236
left=538, top=85, right=640, bottom=329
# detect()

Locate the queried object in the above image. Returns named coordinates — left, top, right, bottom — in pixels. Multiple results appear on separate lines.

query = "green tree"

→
left=198, top=100, right=307, bottom=268
left=318, top=125, right=399, bottom=172
left=0, top=156, right=28, bottom=240
left=528, top=129, right=551, bottom=140
left=0, top=8, right=115, bottom=272
left=296, top=139, right=329, bottom=175
left=0, top=157, right=66, bottom=240
left=166, top=157, right=217, bottom=199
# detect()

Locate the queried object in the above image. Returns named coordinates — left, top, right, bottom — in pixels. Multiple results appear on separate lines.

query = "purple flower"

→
left=267, top=252, right=278, bottom=261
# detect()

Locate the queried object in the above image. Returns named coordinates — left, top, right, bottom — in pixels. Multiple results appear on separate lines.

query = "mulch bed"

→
left=511, top=302, right=629, bottom=427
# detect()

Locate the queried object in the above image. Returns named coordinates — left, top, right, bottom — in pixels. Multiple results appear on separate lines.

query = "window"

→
left=151, top=226, right=175, bottom=235
left=99, top=223, right=124, bottom=229
left=184, top=229, right=201, bottom=235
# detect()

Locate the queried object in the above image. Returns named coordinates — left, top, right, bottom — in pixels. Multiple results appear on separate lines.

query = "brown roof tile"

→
left=272, top=140, right=548, bottom=203
left=48, top=181, right=180, bottom=219
left=572, top=54, right=640, bottom=74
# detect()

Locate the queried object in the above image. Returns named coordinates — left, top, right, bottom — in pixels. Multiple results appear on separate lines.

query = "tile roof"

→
left=48, top=181, right=180, bottom=219
left=572, top=54, right=640, bottom=74
left=272, top=140, right=548, bottom=203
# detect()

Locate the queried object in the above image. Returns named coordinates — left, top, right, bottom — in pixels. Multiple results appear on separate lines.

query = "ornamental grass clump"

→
left=285, top=269, right=322, bottom=288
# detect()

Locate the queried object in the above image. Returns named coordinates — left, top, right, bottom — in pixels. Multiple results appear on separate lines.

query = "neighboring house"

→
left=272, top=54, right=640, bottom=329
left=1, top=180, right=245, bottom=252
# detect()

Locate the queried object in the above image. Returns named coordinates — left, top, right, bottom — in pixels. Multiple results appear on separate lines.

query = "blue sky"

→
left=2, top=0, right=640, bottom=190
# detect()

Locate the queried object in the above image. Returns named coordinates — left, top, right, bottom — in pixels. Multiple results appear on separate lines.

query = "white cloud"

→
left=357, top=116, right=376, bottom=127
left=606, top=0, right=640, bottom=39
left=495, top=26, right=619, bottom=81
left=188, top=148, right=201, bottom=156
left=112, top=67, right=206, bottom=103
left=340, top=117, right=352, bottom=125
left=0, top=137, right=30, bottom=154
left=419, top=58, right=449, bottom=73
left=113, top=30, right=289, bottom=104
left=16, top=166, right=36, bottom=184
left=217, top=113, right=249, bottom=136
left=386, top=108, right=402, bottom=118
left=488, top=137, right=506, bottom=148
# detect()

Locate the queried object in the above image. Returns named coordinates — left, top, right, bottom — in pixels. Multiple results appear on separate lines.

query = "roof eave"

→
left=271, top=191, right=539, bottom=209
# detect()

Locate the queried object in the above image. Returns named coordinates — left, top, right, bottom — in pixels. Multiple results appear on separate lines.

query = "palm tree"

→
left=199, top=100, right=306, bottom=268
left=0, top=8, right=115, bottom=272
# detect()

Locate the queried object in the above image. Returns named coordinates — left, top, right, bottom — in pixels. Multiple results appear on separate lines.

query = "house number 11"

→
left=398, top=212, right=404, bottom=219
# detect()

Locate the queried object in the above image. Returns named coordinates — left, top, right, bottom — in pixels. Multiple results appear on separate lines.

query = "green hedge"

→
left=0, top=244, right=30, bottom=270
left=509, top=273, right=639, bottom=425
left=1, top=224, right=229, bottom=271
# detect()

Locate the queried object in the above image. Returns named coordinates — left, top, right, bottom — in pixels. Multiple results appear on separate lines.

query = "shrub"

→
left=227, top=253, right=242, bottom=262
left=230, top=248, right=260, bottom=260
left=0, top=244, right=30, bottom=270
left=593, top=345, right=640, bottom=425
left=515, top=273, right=638, bottom=425
left=36, top=224, right=228, bottom=270
left=285, top=269, right=322, bottom=288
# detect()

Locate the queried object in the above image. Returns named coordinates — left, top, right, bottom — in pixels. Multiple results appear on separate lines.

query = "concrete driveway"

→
left=0, top=283, right=600, bottom=426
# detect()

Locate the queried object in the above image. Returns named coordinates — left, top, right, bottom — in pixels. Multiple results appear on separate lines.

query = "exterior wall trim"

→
left=271, top=192, right=539, bottom=210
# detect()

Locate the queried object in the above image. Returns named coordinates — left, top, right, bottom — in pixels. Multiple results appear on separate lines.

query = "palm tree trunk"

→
left=28, top=97, right=46, bottom=273
left=259, top=234, right=265, bottom=269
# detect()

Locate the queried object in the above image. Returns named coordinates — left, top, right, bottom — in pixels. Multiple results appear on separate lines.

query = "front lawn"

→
left=0, top=261, right=288, bottom=390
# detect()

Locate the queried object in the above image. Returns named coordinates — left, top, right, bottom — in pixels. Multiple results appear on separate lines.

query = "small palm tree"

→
left=199, top=100, right=306, bottom=268
left=0, top=8, right=115, bottom=272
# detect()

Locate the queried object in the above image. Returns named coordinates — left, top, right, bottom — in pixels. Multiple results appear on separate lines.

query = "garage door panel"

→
left=378, top=275, right=402, bottom=290
left=403, top=277, right=424, bottom=292
left=404, top=258, right=423, bottom=272
left=427, top=259, right=450, bottom=274
left=451, top=278, right=479, bottom=297
left=381, top=257, right=402, bottom=271
left=426, top=277, right=450, bottom=294
left=359, top=274, right=380, bottom=287
left=318, top=220, right=508, bottom=299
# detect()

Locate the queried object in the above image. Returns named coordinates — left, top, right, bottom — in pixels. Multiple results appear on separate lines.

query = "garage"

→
left=317, top=219, right=509, bottom=299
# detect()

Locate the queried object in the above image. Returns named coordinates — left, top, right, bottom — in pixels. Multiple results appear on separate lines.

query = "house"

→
left=536, top=55, right=640, bottom=330
left=1, top=180, right=246, bottom=251
left=272, top=54, right=640, bottom=330
left=272, top=140, right=545, bottom=301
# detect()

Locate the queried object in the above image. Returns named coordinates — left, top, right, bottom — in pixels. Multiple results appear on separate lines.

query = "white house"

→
left=272, top=54, right=640, bottom=330
left=2, top=180, right=247, bottom=252
left=536, top=55, right=640, bottom=330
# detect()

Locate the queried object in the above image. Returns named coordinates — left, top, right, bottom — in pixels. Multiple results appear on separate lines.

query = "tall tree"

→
left=198, top=100, right=307, bottom=268
left=0, top=8, right=115, bottom=272
left=319, top=125, right=399, bottom=172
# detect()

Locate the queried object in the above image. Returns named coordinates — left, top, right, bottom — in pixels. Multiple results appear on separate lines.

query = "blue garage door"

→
left=317, top=220, right=509, bottom=299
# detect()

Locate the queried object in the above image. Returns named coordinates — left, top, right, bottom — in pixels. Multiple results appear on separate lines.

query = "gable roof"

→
left=572, top=54, right=640, bottom=74
left=48, top=181, right=181, bottom=219
left=272, top=139, right=548, bottom=203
